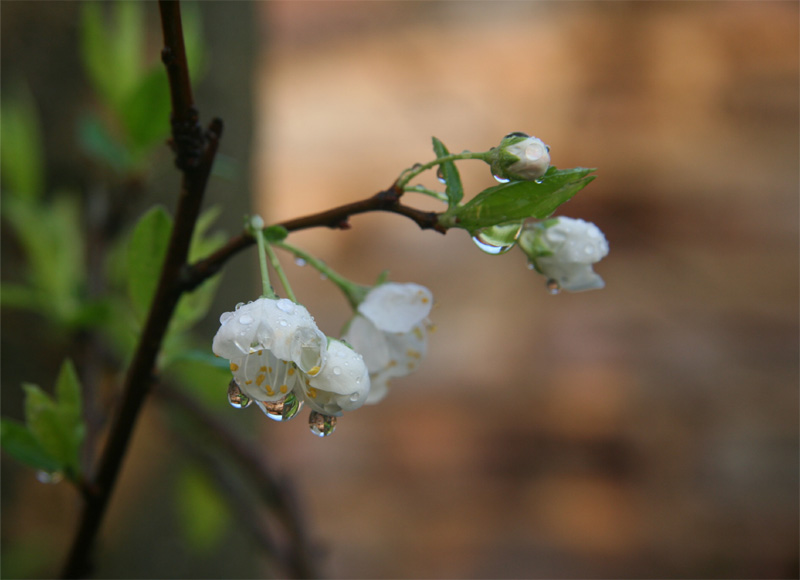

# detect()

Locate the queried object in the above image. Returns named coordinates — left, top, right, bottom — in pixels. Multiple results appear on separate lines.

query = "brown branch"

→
left=61, top=2, right=220, bottom=577
left=155, top=383, right=318, bottom=578
left=181, top=184, right=445, bottom=292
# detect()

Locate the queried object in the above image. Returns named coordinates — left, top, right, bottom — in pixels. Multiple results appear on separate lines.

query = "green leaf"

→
left=163, top=350, right=231, bottom=408
left=0, top=90, right=44, bottom=200
left=432, top=137, right=463, bottom=208
left=80, top=2, right=144, bottom=112
left=77, top=113, right=131, bottom=172
left=119, top=67, right=171, bottom=156
left=2, top=194, right=86, bottom=324
left=262, top=225, right=288, bottom=243
left=176, top=465, right=230, bottom=552
left=128, top=206, right=172, bottom=323
left=0, top=283, right=41, bottom=310
left=452, top=167, right=596, bottom=232
left=0, top=419, right=61, bottom=473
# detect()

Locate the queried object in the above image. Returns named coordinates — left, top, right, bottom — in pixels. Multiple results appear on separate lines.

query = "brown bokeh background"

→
left=2, top=2, right=798, bottom=579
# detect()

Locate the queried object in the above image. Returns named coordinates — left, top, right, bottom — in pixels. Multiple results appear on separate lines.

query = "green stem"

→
left=403, top=184, right=448, bottom=202
left=275, top=241, right=368, bottom=310
left=397, top=151, right=490, bottom=189
left=265, top=242, right=297, bottom=303
left=254, top=226, right=277, bottom=299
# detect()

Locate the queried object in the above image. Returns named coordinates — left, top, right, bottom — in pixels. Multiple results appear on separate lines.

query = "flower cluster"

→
left=213, top=297, right=370, bottom=436
left=213, top=283, right=433, bottom=436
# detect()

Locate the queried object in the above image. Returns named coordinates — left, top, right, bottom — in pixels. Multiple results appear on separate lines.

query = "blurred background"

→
left=2, top=2, right=798, bottom=578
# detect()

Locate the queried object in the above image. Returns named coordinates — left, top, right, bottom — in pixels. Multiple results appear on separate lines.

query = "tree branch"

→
left=181, top=184, right=445, bottom=293
left=61, top=2, right=220, bottom=577
left=155, top=383, right=318, bottom=578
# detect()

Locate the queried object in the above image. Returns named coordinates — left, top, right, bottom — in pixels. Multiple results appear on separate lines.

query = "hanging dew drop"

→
left=546, top=279, right=562, bottom=295
left=227, top=380, right=252, bottom=409
left=294, top=257, right=307, bottom=267
left=527, top=262, right=536, bottom=270
left=308, top=411, right=337, bottom=437
left=349, top=392, right=360, bottom=402
left=234, top=302, right=245, bottom=310
left=492, top=174, right=510, bottom=184
left=472, top=222, right=523, bottom=255
left=435, top=166, right=447, bottom=184
left=259, top=392, right=303, bottom=422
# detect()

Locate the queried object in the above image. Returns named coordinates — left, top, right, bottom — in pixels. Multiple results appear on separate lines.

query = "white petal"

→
left=357, top=282, right=433, bottom=333
left=303, top=339, right=370, bottom=415
left=342, top=315, right=390, bottom=373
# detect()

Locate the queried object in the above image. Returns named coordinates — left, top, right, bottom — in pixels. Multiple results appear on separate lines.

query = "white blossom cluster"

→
left=212, top=283, right=432, bottom=435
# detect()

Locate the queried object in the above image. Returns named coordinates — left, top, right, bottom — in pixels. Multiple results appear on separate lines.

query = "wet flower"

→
left=299, top=339, right=370, bottom=416
left=489, top=133, right=551, bottom=182
left=342, top=282, right=433, bottom=403
left=212, top=297, right=327, bottom=403
left=518, top=217, right=609, bottom=292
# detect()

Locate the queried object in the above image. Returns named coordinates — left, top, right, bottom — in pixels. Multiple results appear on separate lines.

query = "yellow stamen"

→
left=258, top=350, right=263, bottom=356
left=307, top=387, right=318, bottom=399
left=413, top=327, right=424, bottom=341
left=308, top=365, right=321, bottom=376
left=230, top=362, right=239, bottom=372
left=259, top=366, right=267, bottom=373
left=407, top=349, right=421, bottom=359
left=287, top=368, right=295, bottom=376
left=279, top=385, right=288, bottom=394
left=256, top=374, right=265, bottom=386
left=266, top=385, right=274, bottom=396
left=268, top=366, right=273, bottom=373
left=245, top=380, right=253, bottom=385
left=388, top=360, right=397, bottom=368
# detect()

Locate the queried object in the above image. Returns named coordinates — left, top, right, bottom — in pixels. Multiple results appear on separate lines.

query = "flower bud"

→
left=489, top=133, right=551, bottom=181
left=518, top=217, right=609, bottom=292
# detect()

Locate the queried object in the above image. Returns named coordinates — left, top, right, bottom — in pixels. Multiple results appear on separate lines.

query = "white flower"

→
left=299, top=339, right=370, bottom=416
left=212, top=297, right=327, bottom=402
left=519, top=217, right=609, bottom=292
left=490, top=133, right=551, bottom=181
left=342, top=282, right=432, bottom=403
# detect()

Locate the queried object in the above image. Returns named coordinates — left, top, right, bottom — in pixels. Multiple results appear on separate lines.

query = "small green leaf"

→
left=451, top=167, right=596, bottom=232
left=0, top=90, right=44, bottom=200
left=0, top=419, right=61, bottom=473
left=119, top=67, right=171, bottom=156
left=176, top=466, right=230, bottom=552
left=128, top=206, right=173, bottom=323
left=23, top=384, right=75, bottom=473
left=263, top=225, right=289, bottom=243
left=432, top=137, right=463, bottom=208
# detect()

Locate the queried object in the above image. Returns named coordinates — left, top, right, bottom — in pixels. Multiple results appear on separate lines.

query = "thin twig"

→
left=181, top=184, right=444, bottom=293
left=61, top=2, right=220, bottom=577
left=156, top=383, right=318, bottom=578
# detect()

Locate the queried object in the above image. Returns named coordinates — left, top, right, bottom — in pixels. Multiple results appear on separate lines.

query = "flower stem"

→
left=265, top=242, right=297, bottom=303
left=396, top=151, right=490, bottom=190
left=275, top=241, right=368, bottom=310
left=253, top=220, right=277, bottom=299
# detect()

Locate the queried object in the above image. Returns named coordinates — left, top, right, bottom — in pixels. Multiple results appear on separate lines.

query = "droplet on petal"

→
left=546, top=279, right=561, bottom=295
left=261, top=392, right=303, bottom=422
left=227, top=380, right=252, bottom=409
left=276, top=299, right=295, bottom=314
left=308, top=411, right=337, bottom=437
left=238, top=315, right=253, bottom=325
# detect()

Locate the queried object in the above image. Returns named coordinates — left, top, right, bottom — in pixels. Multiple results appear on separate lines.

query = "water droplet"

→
left=411, top=162, right=423, bottom=171
left=527, top=262, right=536, bottom=270
left=261, top=392, right=303, bottom=422
left=546, top=279, right=562, bottom=295
left=238, top=315, right=253, bottom=325
left=504, top=131, right=529, bottom=139
left=294, top=257, right=307, bottom=267
left=234, top=302, right=245, bottom=310
left=584, top=244, right=595, bottom=255
left=332, top=366, right=342, bottom=376
left=534, top=178, right=544, bottom=184
left=276, top=299, right=295, bottom=314
left=349, top=392, right=360, bottom=402
left=36, top=470, right=63, bottom=484
left=308, top=411, right=337, bottom=437
left=492, top=174, right=510, bottom=184
left=472, top=222, right=523, bottom=255
left=220, top=311, right=234, bottom=324
left=319, top=274, right=328, bottom=281
left=435, top=166, right=447, bottom=184
left=227, top=380, right=252, bottom=409
left=279, top=319, right=288, bottom=327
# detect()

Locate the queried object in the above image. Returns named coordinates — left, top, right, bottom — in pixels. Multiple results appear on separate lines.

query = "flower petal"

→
left=357, top=282, right=433, bottom=333
left=303, top=339, right=370, bottom=415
